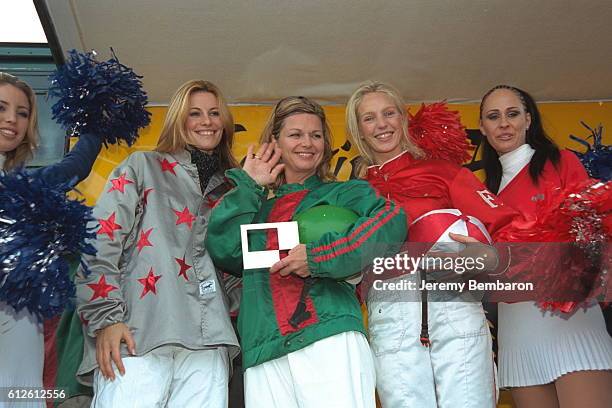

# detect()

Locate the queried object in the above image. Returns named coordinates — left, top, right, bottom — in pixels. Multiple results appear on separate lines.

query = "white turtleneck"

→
left=498, top=144, right=535, bottom=193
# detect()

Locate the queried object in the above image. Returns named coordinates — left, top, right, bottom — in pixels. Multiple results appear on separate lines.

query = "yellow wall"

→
left=75, top=102, right=612, bottom=205
left=70, top=101, right=610, bottom=408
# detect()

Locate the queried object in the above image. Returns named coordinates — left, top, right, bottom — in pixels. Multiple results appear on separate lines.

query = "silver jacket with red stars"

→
left=75, top=150, right=239, bottom=385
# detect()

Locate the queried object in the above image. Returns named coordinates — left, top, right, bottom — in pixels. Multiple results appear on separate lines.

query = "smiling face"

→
left=184, top=91, right=223, bottom=152
left=480, top=88, right=532, bottom=155
left=357, top=92, right=405, bottom=163
left=0, top=83, right=31, bottom=153
left=276, top=113, right=325, bottom=184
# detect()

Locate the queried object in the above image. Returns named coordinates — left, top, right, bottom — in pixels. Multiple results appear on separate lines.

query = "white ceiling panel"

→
left=44, top=0, right=612, bottom=105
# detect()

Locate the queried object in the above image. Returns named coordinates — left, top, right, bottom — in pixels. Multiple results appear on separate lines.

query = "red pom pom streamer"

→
left=408, top=102, right=473, bottom=165
left=498, top=180, right=610, bottom=246
left=497, top=180, right=611, bottom=313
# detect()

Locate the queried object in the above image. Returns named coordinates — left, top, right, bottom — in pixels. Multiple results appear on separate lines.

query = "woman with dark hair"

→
left=207, top=96, right=406, bottom=408
left=479, top=85, right=612, bottom=408
left=76, top=80, right=240, bottom=407
left=480, top=85, right=561, bottom=192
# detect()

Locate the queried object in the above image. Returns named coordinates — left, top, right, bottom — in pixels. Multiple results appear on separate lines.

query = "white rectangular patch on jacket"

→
left=199, top=280, right=216, bottom=296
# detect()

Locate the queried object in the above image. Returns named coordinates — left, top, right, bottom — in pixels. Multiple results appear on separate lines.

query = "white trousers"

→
left=244, top=331, right=376, bottom=408
left=0, top=303, right=44, bottom=408
left=368, top=296, right=497, bottom=408
left=92, top=345, right=229, bottom=408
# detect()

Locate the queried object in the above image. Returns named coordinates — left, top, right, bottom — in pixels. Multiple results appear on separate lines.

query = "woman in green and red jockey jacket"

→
left=206, top=96, right=406, bottom=408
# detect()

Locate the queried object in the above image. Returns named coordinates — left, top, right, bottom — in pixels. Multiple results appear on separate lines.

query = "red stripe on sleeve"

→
left=310, top=200, right=392, bottom=254
left=313, top=203, right=400, bottom=262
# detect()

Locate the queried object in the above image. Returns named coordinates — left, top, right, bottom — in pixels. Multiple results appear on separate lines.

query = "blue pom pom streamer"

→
left=569, top=122, right=612, bottom=181
left=0, top=170, right=96, bottom=321
left=48, top=49, right=151, bottom=146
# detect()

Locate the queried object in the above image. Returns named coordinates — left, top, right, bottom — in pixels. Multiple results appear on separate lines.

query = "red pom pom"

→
left=408, top=102, right=473, bottom=165
left=497, top=180, right=611, bottom=313
left=497, top=180, right=611, bottom=244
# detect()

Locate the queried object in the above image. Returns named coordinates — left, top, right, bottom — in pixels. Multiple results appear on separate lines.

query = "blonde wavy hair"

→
left=0, top=72, right=39, bottom=170
left=259, top=96, right=335, bottom=189
left=155, top=79, right=238, bottom=171
left=345, top=80, right=424, bottom=177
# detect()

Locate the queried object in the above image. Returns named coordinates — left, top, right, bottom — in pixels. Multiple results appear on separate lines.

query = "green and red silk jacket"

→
left=206, top=169, right=406, bottom=370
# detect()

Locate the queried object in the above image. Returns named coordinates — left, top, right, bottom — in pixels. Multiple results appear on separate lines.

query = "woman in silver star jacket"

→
left=76, top=80, right=239, bottom=408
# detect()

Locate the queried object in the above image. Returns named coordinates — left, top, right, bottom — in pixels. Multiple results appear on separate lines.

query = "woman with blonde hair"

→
left=0, top=72, right=104, bottom=179
left=0, top=71, right=104, bottom=408
left=0, top=72, right=38, bottom=170
left=76, top=79, right=239, bottom=407
left=207, top=96, right=406, bottom=407
left=346, top=81, right=525, bottom=408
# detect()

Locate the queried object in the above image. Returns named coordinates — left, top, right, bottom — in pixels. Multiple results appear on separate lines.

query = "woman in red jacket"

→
left=479, top=85, right=612, bottom=408
left=345, top=80, right=519, bottom=407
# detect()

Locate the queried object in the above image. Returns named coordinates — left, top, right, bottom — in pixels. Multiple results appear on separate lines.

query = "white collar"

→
left=367, top=150, right=411, bottom=170
left=498, top=144, right=535, bottom=192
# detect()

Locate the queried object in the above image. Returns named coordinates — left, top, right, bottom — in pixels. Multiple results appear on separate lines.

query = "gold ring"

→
left=253, top=154, right=261, bottom=160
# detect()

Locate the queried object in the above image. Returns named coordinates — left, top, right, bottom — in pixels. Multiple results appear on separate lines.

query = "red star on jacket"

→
left=174, top=207, right=196, bottom=229
left=175, top=255, right=192, bottom=281
left=158, top=158, right=179, bottom=175
left=136, top=227, right=154, bottom=253
left=142, top=188, right=154, bottom=206
left=138, top=267, right=162, bottom=298
left=97, top=212, right=122, bottom=241
left=108, top=173, right=134, bottom=193
left=87, top=275, right=118, bottom=301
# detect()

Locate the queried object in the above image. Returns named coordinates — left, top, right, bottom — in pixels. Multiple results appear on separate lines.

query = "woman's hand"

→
left=270, top=244, right=311, bottom=277
left=95, top=322, right=136, bottom=381
left=422, top=233, right=499, bottom=282
left=243, top=142, right=285, bottom=186
left=449, top=232, right=498, bottom=271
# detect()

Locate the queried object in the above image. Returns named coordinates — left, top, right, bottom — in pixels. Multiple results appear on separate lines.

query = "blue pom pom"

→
left=569, top=122, right=612, bottom=181
left=48, top=49, right=151, bottom=146
left=0, top=170, right=96, bottom=321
